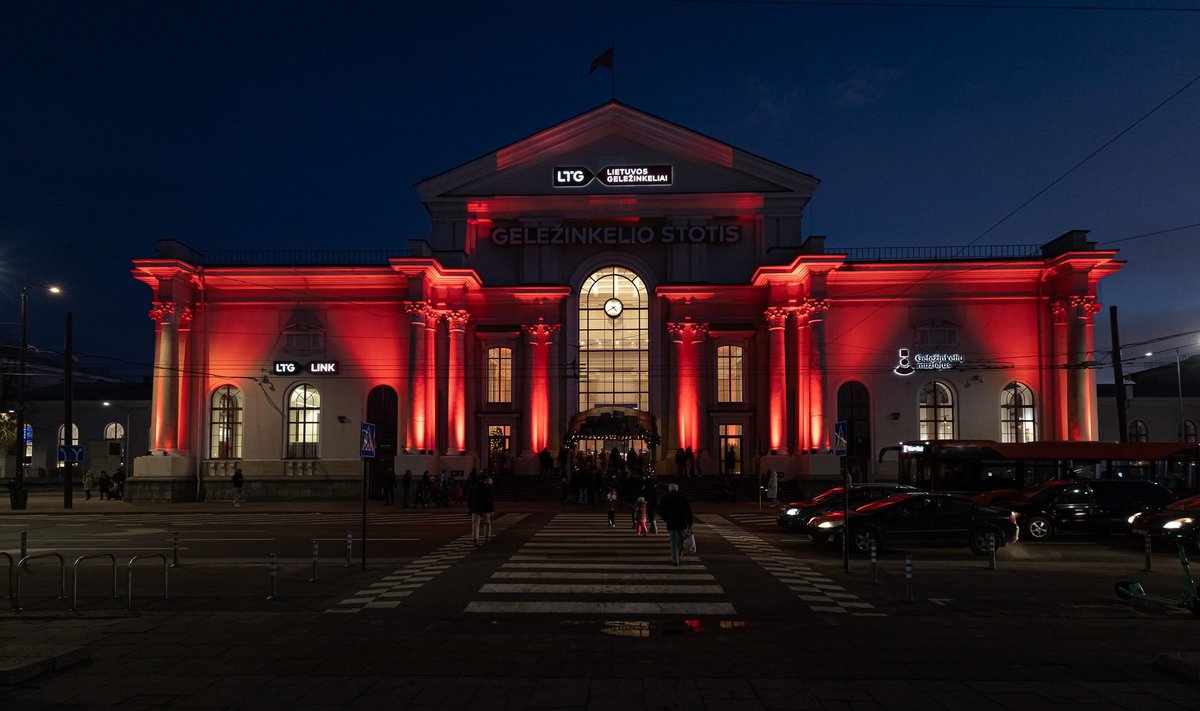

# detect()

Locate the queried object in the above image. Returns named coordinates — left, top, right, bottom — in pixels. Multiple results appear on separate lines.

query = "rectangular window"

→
left=487, top=347, right=512, bottom=403
left=716, top=345, right=744, bottom=403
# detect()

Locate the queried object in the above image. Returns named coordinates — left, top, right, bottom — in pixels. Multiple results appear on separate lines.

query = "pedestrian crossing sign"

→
left=360, top=422, right=376, bottom=458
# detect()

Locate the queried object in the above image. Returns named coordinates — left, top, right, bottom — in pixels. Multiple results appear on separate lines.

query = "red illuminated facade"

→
left=128, top=103, right=1122, bottom=500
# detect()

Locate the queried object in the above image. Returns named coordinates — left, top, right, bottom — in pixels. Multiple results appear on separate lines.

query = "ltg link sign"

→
left=553, top=164, right=673, bottom=188
left=273, top=360, right=339, bottom=375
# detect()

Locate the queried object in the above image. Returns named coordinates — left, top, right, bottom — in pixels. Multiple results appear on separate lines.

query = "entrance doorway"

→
left=836, top=381, right=871, bottom=482
left=719, top=424, right=743, bottom=476
left=366, top=385, right=398, bottom=497
left=487, top=425, right=512, bottom=476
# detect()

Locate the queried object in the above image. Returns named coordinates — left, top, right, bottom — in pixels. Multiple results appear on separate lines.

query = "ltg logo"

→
left=893, top=349, right=916, bottom=376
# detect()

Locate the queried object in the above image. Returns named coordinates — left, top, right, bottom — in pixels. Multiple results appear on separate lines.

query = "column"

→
left=404, top=302, right=428, bottom=452
left=667, top=318, right=709, bottom=451
left=148, top=301, right=179, bottom=452
left=445, top=310, right=469, bottom=454
left=764, top=307, right=790, bottom=454
left=425, top=309, right=440, bottom=452
left=1050, top=299, right=1069, bottom=440
left=523, top=319, right=560, bottom=455
left=794, top=306, right=811, bottom=452
left=1068, top=295, right=1101, bottom=441
left=175, top=307, right=193, bottom=453
left=806, top=299, right=831, bottom=451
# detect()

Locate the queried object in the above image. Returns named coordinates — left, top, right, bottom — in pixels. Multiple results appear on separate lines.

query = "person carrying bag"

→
left=658, top=483, right=694, bottom=566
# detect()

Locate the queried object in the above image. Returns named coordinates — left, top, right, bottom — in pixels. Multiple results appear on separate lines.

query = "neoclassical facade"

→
left=129, top=102, right=1121, bottom=500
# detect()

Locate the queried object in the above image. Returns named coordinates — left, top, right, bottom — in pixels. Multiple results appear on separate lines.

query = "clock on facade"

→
left=604, top=298, right=623, bottom=318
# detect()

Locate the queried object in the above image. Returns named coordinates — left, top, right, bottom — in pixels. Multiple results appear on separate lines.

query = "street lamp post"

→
left=10, top=289, right=27, bottom=509
left=63, top=310, right=73, bottom=509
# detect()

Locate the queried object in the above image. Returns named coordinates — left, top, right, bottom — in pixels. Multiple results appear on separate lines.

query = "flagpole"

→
left=610, top=42, right=616, bottom=101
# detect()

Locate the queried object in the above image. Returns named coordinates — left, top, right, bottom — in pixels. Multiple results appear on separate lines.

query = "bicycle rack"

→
left=14, top=552, right=66, bottom=613
left=127, top=554, right=169, bottom=611
left=71, top=553, right=118, bottom=611
left=0, top=551, right=12, bottom=599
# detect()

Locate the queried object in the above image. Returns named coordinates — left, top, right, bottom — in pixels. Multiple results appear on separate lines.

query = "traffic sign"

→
left=57, top=445, right=85, bottom=462
left=360, top=422, right=376, bottom=458
left=833, top=421, right=848, bottom=457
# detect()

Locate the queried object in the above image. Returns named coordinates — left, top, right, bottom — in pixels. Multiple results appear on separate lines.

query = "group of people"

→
left=625, top=482, right=693, bottom=565
left=380, top=468, right=475, bottom=508
left=81, top=468, right=126, bottom=500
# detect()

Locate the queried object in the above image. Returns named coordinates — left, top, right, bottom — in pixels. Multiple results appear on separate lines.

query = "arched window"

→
left=1129, top=419, right=1149, bottom=443
left=103, top=422, right=125, bottom=440
left=1180, top=420, right=1197, bottom=442
left=578, top=266, right=649, bottom=411
left=1000, top=382, right=1036, bottom=443
left=287, top=384, right=321, bottom=458
left=919, top=381, right=955, bottom=440
left=57, top=423, right=80, bottom=445
left=209, top=385, right=244, bottom=460
left=716, top=345, right=744, bottom=403
left=487, top=347, right=512, bottom=403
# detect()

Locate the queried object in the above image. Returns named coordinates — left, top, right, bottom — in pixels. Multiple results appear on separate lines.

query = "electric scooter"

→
left=1115, top=541, right=1200, bottom=616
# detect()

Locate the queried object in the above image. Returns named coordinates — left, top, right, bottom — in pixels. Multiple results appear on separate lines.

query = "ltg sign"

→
left=553, top=164, right=673, bottom=188
left=273, top=360, right=339, bottom=375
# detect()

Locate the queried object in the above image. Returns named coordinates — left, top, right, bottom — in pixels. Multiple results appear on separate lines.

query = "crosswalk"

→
left=0, top=510, right=474, bottom=528
left=720, top=511, right=780, bottom=529
left=702, top=515, right=883, bottom=616
left=325, top=514, right=528, bottom=613
left=463, top=513, right=736, bottom=617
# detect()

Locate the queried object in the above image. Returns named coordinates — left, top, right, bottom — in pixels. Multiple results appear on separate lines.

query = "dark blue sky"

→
left=2, top=1, right=1197, bottom=379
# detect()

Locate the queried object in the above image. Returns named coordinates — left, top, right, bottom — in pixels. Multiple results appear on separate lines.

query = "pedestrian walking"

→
left=82, top=469, right=94, bottom=500
left=469, top=475, right=495, bottom=545
left=633, top=497, right=648, bottom=536
left=766, top=468, right=779, bottom=503
left=98, top=471, right=111, bottom=500
left=112, top=468, right=126, bottom=500
left=382, top=466, right=397, bottom=505
left=231, top=467, right=244, bottom=506
left=439, top=469, right=453, bottom=507
left=606, top=486, right=618, bottom=527
left=400, top=469, right=413, bottom=508
left=658, top=483, right=694, bottom=566
left=416, top=471, right=432, bottom=508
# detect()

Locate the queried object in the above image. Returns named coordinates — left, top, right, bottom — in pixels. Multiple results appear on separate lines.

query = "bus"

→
left=881, top=440, right=1199, bottom=497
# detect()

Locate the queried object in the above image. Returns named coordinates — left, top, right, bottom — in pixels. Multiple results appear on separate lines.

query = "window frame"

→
left=209, top=384, right=244, bottom=460
left=715, top=344, right=744, bottom=404
left=286, top=383, right=321, bottom=459
left=918, top=381, right=955, bottom=440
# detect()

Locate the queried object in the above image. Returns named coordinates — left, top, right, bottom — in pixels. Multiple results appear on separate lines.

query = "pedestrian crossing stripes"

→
left=721, top=511, right=780, bottom=529
left=6, top=511, right=476, bottom=528
left=463, top=513, right=736, bottom=617
left=324, top=514, right=527, bottom=613
left=700, top=515, right=883, bottom=617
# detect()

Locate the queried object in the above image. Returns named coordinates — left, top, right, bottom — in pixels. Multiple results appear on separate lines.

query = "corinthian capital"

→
left=444, top=310, right=470, bottom=331
left=763, top=307, right=790, bottom=329
left=667, top=319, right=710, bottom=344
left=523, top=318, right=560, bottom=343
left=148, top=301, right=176, bottom=324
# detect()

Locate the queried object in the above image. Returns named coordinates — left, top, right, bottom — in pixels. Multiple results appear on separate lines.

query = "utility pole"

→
left=1109, top=306, right=1128, bottom=442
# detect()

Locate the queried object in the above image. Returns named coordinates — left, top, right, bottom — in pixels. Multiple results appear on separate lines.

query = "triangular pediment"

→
left=414, top=102, right=819, bottom=203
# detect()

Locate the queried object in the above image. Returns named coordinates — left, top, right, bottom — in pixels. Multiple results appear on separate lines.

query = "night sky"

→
left=2, top=1, right=1197, bottom=381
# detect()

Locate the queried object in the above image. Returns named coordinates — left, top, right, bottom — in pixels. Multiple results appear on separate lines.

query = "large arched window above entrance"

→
left=918, top=381, right=955, bottom=440
left=578, top=266, right=649, bottom=411
left=287, top=384, right=321, bottom=459
left=1000, top=382, right=1036, bottom=443
left=486, top=347, right=512, bottom=403
left=210, top=385, right=243, bottom=460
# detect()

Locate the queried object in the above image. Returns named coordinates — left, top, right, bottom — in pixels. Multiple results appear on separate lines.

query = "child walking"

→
left=633, top=496, right=649, bottom=536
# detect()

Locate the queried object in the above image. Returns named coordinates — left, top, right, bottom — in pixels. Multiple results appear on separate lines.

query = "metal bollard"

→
left=344, top=531, right=352, bottom=568
left=904, top=554, right=914, bottom=602
left=988, top=532, right=997, bottom=571
left=267, top=553, right=278, bottom=600
left=1144, top=533, right=1153, bottom=572
left=870, top=542, right=878, bottom=583
left=20, top=531, right=27, bottom=564
left=309, top=540, right=320, bottom=582
left=170, top=530, right=180, bottom=568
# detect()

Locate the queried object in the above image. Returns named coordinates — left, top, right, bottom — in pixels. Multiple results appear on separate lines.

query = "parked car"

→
left=1127, top=494, right=1200, bottom=551
left=777, top=483, right=923, bottom=531
left=1010, top=479, right=1176, bottom=541
left=807, top=493, right=1019, bottom=555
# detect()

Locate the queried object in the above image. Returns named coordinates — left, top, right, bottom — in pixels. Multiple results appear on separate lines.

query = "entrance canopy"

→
left=566, top=407, right=660, bottom=448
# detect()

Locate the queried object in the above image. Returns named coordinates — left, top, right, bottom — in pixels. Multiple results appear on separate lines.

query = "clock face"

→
left=604, top=298, right=624, bottom=318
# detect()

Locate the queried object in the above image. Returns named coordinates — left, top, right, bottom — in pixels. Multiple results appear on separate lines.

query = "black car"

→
left=1127, top=495, right=1200, bottom=551
left=1009, top=479, right=1176, bottom=541
left=776, top=483, right=923, bottom=531
left=807, top=493, right=1019, bottom=555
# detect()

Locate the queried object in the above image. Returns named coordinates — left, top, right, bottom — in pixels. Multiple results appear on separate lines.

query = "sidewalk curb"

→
left=0, top=645, right=89, bottom=686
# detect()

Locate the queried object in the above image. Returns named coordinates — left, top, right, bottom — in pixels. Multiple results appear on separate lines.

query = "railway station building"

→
left=128, top=102, right=1122, bottom=500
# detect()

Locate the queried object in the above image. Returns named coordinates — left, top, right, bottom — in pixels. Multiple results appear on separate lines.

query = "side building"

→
left=128, top=102, right=1121, bottom=501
